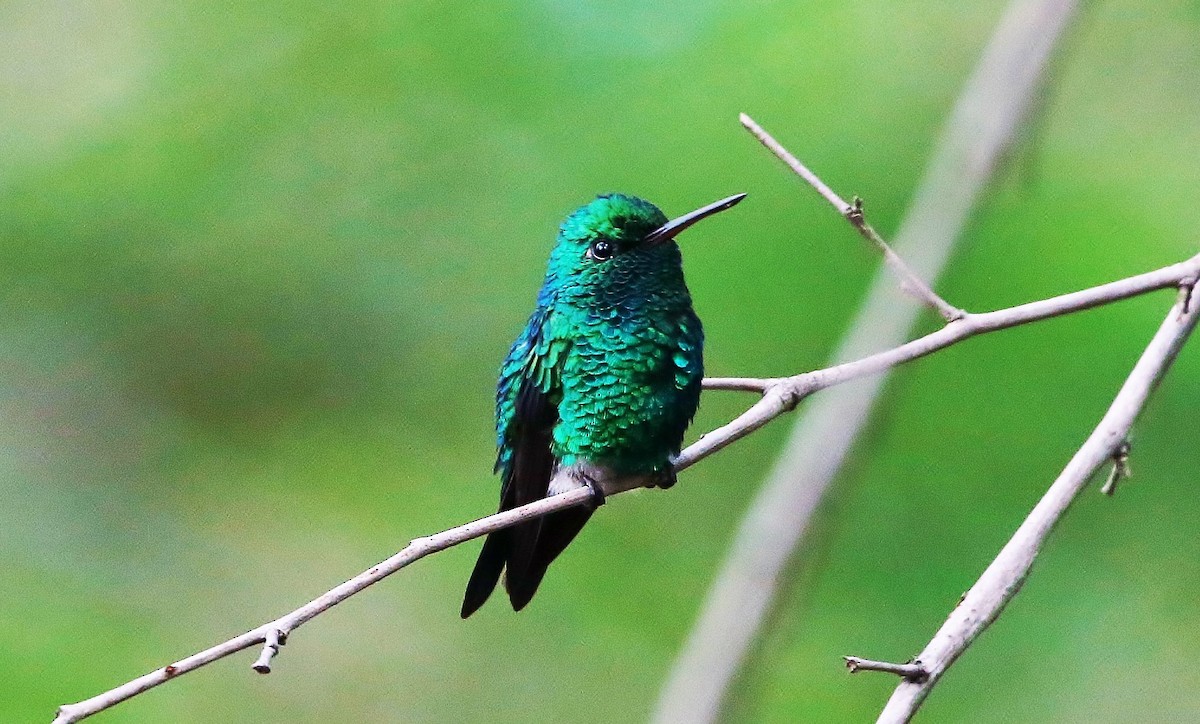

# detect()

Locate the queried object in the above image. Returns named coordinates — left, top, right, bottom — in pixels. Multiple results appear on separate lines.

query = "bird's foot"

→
left=652, top=468, right=677, bottom=490
left=574, top=470, right=607, bottom=509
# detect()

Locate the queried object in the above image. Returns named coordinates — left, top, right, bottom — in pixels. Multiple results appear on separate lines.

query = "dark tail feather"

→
left=461, top=528, right=510, bottom=618
left=505, top=507, right=594, bottom=611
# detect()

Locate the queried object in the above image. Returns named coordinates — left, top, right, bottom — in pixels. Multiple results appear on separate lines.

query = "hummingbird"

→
left=461, top=191, right=746, bottom=617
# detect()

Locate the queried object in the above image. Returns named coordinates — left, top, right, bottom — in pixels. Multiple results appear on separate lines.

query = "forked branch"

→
left=52, top=107, right=1199, bottom=724
left=868, top=283, right=1199, bottom=723
left=53, top=244, right=1200, bottom=722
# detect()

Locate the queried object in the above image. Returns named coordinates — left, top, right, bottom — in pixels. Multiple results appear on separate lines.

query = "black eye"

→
left=588, top=240, right=614, bottom=261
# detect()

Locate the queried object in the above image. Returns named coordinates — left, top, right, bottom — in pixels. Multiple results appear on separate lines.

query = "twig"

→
left=700, top=376, right=776, bottom=393
left=250, top=629, right=286, bottom=674
left=656, top=3, right=1078, bottom=721
left=52, top=247, right=1200, bottom=723
left=844, top=656, right=928, bottom=682
left=739, top=114, right=963, bottom=323
left=875, top=285, right=1200, bottom=724
left=1100, top=439, right=1131, bottom=496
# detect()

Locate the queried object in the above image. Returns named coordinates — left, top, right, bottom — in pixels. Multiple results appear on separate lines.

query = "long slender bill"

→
left=644, top=193, right=747, bottom=245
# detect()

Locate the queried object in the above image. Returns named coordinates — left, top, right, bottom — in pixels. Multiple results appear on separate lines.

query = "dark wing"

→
left=462, top=306, right=586, bottom=617
left=461, top=376, right=559, bottom=616
left=499, top=380, right=595, bottom=611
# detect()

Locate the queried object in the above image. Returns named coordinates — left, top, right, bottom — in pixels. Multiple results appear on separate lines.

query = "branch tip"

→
left=844, top=656, right=929, bottom=682
left=738, top=112, right=850, bottom=212
left=251, top=628, right=287, bottom=674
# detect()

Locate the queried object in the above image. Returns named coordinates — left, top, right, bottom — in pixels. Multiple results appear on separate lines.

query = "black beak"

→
left=643, top=193, right=747, bottom=245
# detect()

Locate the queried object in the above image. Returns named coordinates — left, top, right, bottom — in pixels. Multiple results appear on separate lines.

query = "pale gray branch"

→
left=875, top=285, right=1200, bottom=724
left=41, top=4, right=1182, bottom=723
left=51, top=9, right=1162, bottom=718
left=844, top=656, right=928, bottom=681
left=656, top=3, right=1080, bottom=721
left=739, top=114, right=963, bottom=323
left=52, top=249, right=1196, bottom=723
left=52, top=486, right=594, bottom=724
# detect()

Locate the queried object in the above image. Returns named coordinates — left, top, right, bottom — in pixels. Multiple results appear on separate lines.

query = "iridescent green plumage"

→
left=462, top=192, right=743, bottom=617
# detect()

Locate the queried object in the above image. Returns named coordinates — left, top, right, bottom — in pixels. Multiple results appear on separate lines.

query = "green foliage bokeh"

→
left=3, top=1, right=1200, bottom=721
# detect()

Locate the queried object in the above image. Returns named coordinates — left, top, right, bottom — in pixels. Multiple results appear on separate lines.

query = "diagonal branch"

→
left=870, top=283, right=1200, bottom=724
left=657, top=3, right=1078, bottom=720
left=53, top=248, right=1200, bottom=723
left=52, top=487, right=594, bottom=724
left=739, top=113, right=964, bottom=323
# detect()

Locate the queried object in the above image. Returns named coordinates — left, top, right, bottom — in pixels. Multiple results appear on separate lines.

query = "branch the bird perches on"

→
left=53, top=128, right=1199, bottom=723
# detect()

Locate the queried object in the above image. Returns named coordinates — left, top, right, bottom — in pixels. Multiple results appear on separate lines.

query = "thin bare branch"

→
left=736, top=112, right=852, bottom=213
left=700, top=377, right=776, bottom=393
left=844, top=656, right=928, bottom=682
left=876, top=285, right=1200, bottom=724
left=1100, top=439, right=1131, bottom=496
left=739, top=113, right=964, bottom=323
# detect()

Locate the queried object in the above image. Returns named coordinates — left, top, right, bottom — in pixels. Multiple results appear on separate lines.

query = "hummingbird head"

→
left=563, top=193, right=666, bottom=251
left=546, top=192, right=745, bottom=296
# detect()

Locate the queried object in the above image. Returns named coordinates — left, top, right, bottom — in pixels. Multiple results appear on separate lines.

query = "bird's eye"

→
left=588, top=240, right=614, bottom=261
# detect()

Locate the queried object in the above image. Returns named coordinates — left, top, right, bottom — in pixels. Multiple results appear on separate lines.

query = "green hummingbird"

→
left=461, top=191, right=746, bottom=617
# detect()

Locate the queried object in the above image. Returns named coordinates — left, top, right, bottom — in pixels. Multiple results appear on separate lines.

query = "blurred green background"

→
left=3, top=1, right=1199, bottom=721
